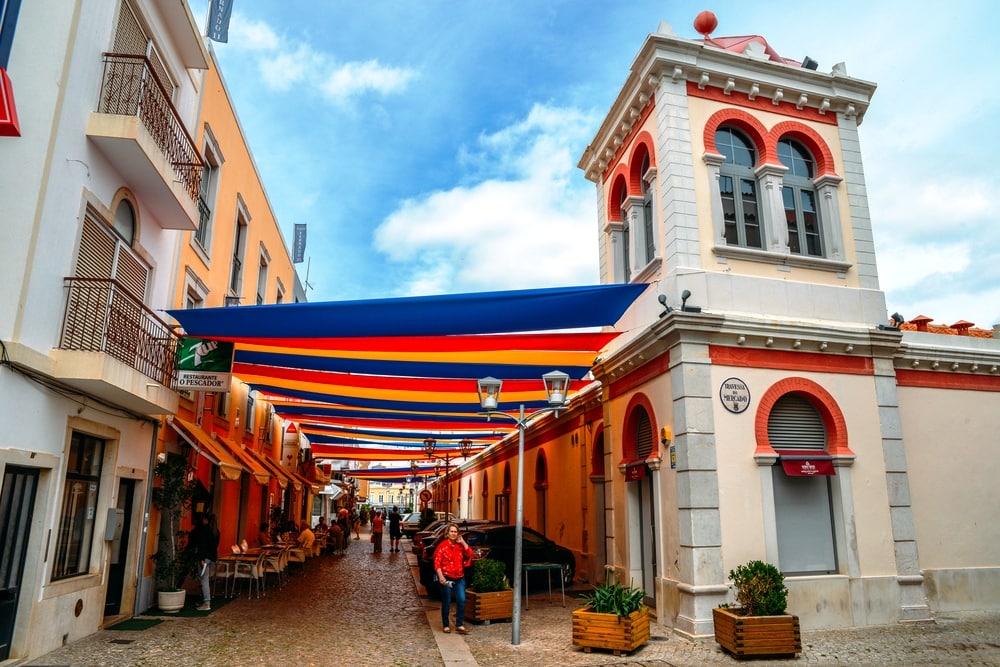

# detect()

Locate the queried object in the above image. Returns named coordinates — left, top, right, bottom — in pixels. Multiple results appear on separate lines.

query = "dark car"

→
left=419, top=523, right=574, bottom=598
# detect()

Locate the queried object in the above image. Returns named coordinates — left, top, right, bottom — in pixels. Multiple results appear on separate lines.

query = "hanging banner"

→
left=293, top=223, right=307, bottom=263
left=174, top=338, right=234, bottom=391
left=207, top=0, right=234, bottom=43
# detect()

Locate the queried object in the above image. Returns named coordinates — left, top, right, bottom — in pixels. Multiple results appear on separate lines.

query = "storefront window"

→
left=53, top=432, right=105, bottom=579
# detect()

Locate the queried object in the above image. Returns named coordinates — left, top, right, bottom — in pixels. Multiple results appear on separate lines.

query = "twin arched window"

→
left=715, top=127, right=824, bottom=258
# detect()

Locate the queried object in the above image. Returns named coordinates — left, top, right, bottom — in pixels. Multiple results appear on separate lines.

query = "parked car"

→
left=418, top=523, right=574, bottom=598
left=399, top=512, right=420, bottom=539
left=409, top=514, right=456, bottom=552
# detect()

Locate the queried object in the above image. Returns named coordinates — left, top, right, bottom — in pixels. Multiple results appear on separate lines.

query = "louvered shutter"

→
left=635, top=408, right=654, bottom=459
left=76, top=216, right=115, bottom=280
left=767, top=394, right=826, bottom=450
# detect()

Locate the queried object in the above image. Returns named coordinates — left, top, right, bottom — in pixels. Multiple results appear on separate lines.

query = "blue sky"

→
left=188, top=1, right=999, bottom=329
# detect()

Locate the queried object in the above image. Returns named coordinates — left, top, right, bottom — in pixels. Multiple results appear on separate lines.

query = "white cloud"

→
left=373, top=105, right=600, bottom=295
left=319, top=60, right=418, bottom=102
left=221, top=13, right=417, bottom=104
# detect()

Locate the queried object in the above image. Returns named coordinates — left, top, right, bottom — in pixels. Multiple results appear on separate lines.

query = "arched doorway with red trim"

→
left=534, top=449, right=548, bottom=537
left=622, top=393, right=658, bottom=605
left=590, top=425, right=608, bottom=583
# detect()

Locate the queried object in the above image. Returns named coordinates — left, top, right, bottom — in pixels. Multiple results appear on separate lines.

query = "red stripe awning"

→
left=778, top=450, right=835, bottom=476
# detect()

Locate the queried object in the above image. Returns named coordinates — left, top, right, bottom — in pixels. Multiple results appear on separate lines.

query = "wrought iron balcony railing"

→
left=96, top=52, right=203, bottom=201
left=60, top=278, right=179, bottom=387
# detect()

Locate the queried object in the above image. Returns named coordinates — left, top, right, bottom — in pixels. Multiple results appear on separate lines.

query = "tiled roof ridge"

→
left=900, top=317, right=994, bottom=338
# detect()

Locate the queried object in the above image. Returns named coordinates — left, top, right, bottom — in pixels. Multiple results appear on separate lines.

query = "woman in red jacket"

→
left=433, top=524, right=473, bottom=634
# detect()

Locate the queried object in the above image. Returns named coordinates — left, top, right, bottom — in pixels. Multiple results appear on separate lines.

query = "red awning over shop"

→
left=0, top=69, right=20, bottom=137
left=778, top=450, right=835, bottom=476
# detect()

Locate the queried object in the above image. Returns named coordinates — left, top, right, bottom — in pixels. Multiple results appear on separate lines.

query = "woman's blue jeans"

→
left=439, top=576, right=466, bottom=628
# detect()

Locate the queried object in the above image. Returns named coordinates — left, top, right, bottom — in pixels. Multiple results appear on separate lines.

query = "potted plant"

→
left=150, top=455, right=197, bottom=612
left=713, top=560, right=801, bottom=659
left=466, top=558, right=512, bottom=624
left=572, top=568, right=650, bottom=656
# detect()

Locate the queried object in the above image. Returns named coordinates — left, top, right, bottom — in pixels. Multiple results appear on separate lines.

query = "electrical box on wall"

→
left=105, top=507, right=124, bottom=541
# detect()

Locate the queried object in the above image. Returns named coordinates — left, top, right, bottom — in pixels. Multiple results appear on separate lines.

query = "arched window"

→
left=716, top=127, right=762, bottom=249
left=778, top=139, right=821, bottom=256
left=112, top=199, right=136, bottom=245
left=640, top=153, right=655, bottom=264
left=618, top=186, right=631, bottom=280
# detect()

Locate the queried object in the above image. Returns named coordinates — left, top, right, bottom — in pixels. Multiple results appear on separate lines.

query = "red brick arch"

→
left=704, top=109, right=771, bottom=165
left=622, top=392, right=658, bottom=463
left=607, top=170, right=630, bottom=222
left=628, top=132, right=656, bottom=193
left=753, top=377, right=853, bottom=457
left=768, top=121, right=837, bottom=177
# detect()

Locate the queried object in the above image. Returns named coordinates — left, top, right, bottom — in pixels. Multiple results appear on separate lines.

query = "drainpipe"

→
left=133, top=418, right=160, bottom=616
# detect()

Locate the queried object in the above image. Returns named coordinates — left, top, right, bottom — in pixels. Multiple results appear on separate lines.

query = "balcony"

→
left=52, top=278, right=180, bottom=415
left=87, top=53, right=203, bottom=230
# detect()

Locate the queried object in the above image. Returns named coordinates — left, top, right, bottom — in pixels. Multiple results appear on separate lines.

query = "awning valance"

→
left=214, top=436, right=270, bottom=485
left=778, top=450, right=835, bottom=476
left=246, top=448, right=296, bottom=489
left=170, top=417, right=243, bottom=482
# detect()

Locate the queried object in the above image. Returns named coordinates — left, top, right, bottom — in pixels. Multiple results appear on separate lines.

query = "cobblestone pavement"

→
left=23, top=527, right=1000, bottom=667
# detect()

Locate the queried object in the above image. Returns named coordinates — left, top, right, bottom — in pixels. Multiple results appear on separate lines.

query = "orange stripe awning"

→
left=170, top=418, right=244, bottom=482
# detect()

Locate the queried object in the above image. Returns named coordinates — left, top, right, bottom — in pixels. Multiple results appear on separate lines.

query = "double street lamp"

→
left=476, top=370, right=570, bottom=646
left=422, top=436, right=474, bottom=517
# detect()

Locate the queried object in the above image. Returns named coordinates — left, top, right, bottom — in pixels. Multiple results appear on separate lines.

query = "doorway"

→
left=0, top=466, right=39, bottom=661
left=104, top=478, right=135, bottom=617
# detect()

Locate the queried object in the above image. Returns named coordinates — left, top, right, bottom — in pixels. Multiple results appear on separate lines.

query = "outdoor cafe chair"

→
left=230, top=552, right=266, bottom=599
left=262, top=546, right=289, bottom=590
left=213, top=558, right=235, bottom=598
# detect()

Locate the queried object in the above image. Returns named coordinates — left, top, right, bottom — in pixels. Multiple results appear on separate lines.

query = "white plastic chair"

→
left=230, top=552, right=265, bottom=599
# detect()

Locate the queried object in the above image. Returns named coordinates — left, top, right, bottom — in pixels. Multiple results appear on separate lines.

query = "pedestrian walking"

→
left=371, top=511, right=385, bottom=553
left=433, top=523, right=472, bottom=634
left=387, top=505, right=403, bottom=552
left=191, top=512, right=220, bottom=611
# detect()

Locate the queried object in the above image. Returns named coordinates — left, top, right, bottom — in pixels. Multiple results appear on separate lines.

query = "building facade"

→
left=0, top=1, right=208, bottom=659
left=156, top=45, right=317, bottom=596
left=440, top=15, right=1000, bottom=637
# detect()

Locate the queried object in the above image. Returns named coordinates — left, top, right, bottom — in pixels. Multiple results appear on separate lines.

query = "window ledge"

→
left=713, top=245, right=851, bottom=274
left=630, top=257, right=660, bottom=284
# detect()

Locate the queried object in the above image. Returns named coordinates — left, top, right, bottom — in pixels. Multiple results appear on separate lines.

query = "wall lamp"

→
left=476, top=370, right=570, bottom=646
left=657, top=289, right=702, bottom=316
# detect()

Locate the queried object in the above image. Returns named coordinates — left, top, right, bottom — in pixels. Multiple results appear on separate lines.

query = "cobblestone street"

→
left=24, top=527, right=1000, bottom=666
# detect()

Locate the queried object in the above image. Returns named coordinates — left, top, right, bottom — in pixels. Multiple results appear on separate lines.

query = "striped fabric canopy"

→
left=167, top=284, right=646, bottom=468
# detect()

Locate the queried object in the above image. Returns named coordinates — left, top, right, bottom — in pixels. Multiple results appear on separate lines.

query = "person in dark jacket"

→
left=192, top=512, right=220, bottom=611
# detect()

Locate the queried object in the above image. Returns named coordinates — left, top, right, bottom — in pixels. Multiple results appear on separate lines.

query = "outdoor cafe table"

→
left=522, top=562, right=565, bottom=609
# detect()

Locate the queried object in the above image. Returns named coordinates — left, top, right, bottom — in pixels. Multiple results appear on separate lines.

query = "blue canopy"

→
left=167, top=284, right=646, bottom=338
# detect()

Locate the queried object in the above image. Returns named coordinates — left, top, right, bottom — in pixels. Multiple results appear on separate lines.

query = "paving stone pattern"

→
left=25, top=526, right=1000, bottom=667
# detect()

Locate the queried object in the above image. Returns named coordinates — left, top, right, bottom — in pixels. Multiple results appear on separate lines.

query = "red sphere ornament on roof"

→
left=694, top=10, right=718, bottom=37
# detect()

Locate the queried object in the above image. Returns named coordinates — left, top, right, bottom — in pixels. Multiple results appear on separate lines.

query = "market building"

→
left=432, top=13, right=1000, bottom=638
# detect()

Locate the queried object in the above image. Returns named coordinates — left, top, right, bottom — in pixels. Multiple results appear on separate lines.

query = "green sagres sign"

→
left=174, top=338, right=234, bottom=391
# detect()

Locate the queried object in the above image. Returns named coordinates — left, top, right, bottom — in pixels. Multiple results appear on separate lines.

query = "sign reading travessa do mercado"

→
left=719, top=377, right=750, bottom=414
left=174, top=338, right=234, bottom=391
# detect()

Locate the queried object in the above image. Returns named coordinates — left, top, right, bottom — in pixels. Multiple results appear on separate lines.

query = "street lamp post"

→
left=423, top=437, right=474, bottom=518
left=477, top=370, right=570, bottom=646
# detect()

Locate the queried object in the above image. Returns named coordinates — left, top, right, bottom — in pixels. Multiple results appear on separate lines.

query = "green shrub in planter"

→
left=728, top=560, right=788, bottom=616
left=469, top=558, right=509, bottom=593
left=577, top=568, right=645, bottom=620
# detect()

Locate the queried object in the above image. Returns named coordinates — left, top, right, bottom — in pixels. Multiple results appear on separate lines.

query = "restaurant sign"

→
left=174, top=338, right=234, bottom=391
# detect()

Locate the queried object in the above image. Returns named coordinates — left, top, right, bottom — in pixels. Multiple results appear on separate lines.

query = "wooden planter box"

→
left=713, top=606, right=801, bottom=660
left=466, top=589, right=513, bottom=624
left=571, top=606, right=650, bottom=656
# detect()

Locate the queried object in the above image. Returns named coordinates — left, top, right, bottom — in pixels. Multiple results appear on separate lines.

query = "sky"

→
left=187, top=0, right=1000, bottom=329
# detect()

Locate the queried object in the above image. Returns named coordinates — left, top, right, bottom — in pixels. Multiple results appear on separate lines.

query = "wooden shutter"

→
left=635, top=408, right=654, bottom=459
left=767, top=394, right=826, bottom=451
